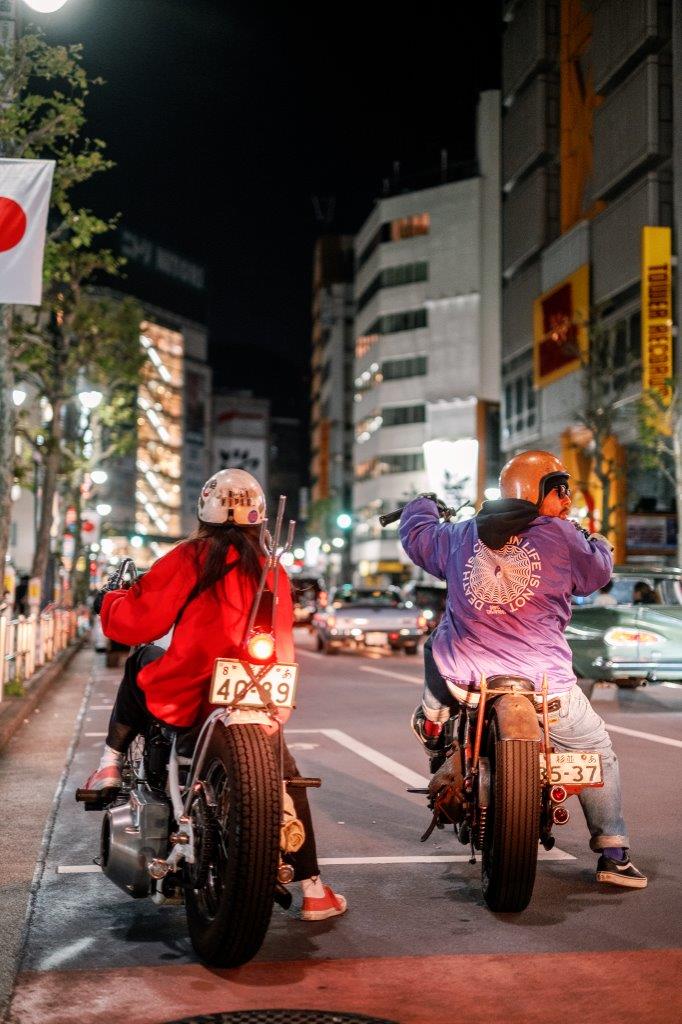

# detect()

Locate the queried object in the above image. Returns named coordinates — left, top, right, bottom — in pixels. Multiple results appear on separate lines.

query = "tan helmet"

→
left=197, top=468, right=266, bottom=526
left=499, top=450, right=569, bottom=506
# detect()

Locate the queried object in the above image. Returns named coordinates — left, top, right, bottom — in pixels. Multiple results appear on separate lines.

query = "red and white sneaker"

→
left=300, top=885, right=347, bottom=922
left=82, top=765, right=122, bottom=791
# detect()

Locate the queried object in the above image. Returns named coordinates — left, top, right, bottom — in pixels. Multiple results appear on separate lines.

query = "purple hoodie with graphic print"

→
left=399, top=497, right=613, bottom=695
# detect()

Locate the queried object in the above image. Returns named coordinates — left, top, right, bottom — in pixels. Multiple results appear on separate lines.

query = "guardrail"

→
left=0, top=608, right=81, bottom=703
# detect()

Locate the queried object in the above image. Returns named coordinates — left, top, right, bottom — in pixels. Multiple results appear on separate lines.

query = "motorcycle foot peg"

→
left=285, top=777, right=322, bottom=789
left=278, top=863, right=295, bottom=884
left=75, top=787, right=117, bottom=810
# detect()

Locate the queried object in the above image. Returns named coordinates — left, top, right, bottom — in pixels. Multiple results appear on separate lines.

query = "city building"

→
left=309, top=236, right=355, bottom=539
left=351, top=91, right=501, bottom=582
left=501, top=0, right=680, bottom=561
left=212, top=390, right=269, bottom=491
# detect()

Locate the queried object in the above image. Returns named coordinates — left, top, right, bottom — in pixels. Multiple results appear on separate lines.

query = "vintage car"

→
left=402, top=580, right=447, bottom=633
left=569, top=567, right=682, bottom=687
left=312, top=584, right=426, bottom=655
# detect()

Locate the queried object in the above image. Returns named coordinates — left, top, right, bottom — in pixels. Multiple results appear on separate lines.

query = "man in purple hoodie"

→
left=400, top=450, right=646, bottom=889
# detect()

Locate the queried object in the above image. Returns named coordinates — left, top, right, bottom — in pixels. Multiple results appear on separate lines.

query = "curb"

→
left=0, top=638, right=86, bottom=754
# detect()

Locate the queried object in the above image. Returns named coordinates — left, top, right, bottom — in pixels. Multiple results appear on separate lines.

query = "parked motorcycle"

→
left=76, top=496, right=319, bottom=966
left=380, top=499, right=604, bottom=912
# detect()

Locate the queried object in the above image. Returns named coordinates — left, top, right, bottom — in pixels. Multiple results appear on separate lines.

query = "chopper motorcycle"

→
left=380, top=498, right=604, bottom=913
left=76, top=496, right=319, bottom=967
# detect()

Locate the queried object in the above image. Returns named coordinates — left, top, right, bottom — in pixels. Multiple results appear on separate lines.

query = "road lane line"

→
left=317, top=728, right=429, bottom=787
left=84, top=732, right=106, bottom=738
left=319, top=850, right=574, bottom=864
left=88, top=705, right=112, bottom=711
left=38, top=936, right=95, bottom=971
left=605, top=722, right=682, bottom=749
left=359, top=665, right=422, bottom=684
left=56, top=865, right=101, bottom=874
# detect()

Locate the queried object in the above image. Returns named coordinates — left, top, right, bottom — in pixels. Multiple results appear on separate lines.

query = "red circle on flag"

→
left=0, top=197, right=27, bottom=253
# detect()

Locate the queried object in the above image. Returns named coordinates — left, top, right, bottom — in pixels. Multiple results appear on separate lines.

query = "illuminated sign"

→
left=641, top=226, right=673, bottom=405
left=533, top=264, right=589, bottom=388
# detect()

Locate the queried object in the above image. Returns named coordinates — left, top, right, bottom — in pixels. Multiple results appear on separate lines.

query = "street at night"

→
left=3, top=636, right=681, bottom=1024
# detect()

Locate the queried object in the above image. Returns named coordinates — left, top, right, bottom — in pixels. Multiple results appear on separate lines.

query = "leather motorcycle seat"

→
left=486, top=674, right=535, bottom=692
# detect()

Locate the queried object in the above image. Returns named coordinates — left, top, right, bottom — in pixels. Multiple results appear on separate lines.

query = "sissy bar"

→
left=243, top=494, right=296, bottom=642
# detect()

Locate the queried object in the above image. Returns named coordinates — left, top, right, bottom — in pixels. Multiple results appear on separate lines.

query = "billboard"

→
left=533, top=264, right=589, bottom=388
left=641, top=226, right=673, bottom=407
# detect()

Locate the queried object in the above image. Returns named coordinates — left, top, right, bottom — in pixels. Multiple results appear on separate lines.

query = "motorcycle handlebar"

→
left=378, top=507, right=404, bottom=527
left=379, top=495, right=456, bottom=528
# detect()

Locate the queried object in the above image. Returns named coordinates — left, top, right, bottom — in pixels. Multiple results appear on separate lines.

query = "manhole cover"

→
left=163, top=1012, right=399, bottom=1024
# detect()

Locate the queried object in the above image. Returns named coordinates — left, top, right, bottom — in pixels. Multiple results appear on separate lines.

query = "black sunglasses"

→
left=551, top=481, right=571, bottom=499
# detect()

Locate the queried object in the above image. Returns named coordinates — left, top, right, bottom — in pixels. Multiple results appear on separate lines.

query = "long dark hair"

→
left=176, top=521, right=264, bottom=620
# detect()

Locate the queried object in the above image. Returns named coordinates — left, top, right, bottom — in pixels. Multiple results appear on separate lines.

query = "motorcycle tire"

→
left=481, top=712, right=540, bottom=913
left=185, top=722, right=281, bottom=967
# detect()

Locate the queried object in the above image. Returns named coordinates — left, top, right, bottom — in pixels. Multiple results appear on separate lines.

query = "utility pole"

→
left=0, top=0, right=16, bottom=580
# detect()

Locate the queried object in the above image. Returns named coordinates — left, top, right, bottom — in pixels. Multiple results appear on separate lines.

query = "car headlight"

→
left=423, top=609, right=434, bottom=620
left=604, top=627, right=665, bottom=646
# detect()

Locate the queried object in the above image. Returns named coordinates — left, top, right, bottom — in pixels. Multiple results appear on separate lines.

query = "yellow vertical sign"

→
left=641, top=226, right=673, bottom=404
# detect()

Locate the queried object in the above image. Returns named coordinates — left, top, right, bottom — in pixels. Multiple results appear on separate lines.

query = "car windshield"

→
left=331, top=588, right=401, bottom=608
left=574, top=574, right=682, bottom=607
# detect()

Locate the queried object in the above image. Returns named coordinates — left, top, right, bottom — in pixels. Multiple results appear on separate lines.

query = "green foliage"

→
left=0, top=29, right=144, bottom=579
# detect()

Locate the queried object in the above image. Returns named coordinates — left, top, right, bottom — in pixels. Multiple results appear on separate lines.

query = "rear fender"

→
left=491, top=693, right=541, bottom=742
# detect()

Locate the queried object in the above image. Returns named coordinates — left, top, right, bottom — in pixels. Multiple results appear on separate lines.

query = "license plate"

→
left=364, top=632, right=387, bottom=647
left=210, top=660, right=299, bottom=709
left=539, top=751, right=603, bottom=785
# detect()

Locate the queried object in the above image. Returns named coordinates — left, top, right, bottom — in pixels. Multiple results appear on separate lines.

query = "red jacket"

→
left=101, top=541, right=295, bottom=726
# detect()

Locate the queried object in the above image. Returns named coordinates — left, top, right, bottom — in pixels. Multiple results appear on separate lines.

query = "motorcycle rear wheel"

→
left=481, top=712, right=540, bottom=913
left=185, top=722, right=281, bottom=967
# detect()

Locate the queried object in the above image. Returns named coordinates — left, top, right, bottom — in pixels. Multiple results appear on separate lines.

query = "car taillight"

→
left=605, top=627, right=664, bottom=646
left=326, top=614, right=336, bottom=629
left=245, top=631, right=276, bottom=663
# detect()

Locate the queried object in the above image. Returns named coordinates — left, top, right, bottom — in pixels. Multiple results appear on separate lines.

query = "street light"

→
left=12, top=387, right=26, bottom=407
left=22, top=1, right=71, bottom=12
left=78, top=390, right=103, bottom=411
left=90, top=469, right=108, bottom=485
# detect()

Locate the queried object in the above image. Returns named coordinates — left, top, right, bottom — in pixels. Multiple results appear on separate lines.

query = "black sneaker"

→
left=410, top=706, right=446, bottom=753
left=596, top=854, right=647, bottom=889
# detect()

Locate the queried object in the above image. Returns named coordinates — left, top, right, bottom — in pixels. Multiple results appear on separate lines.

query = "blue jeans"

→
left=421, top=636, right=629, bottom=851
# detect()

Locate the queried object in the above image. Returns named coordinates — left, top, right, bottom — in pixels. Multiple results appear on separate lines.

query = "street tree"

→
left=0, top=31, right=143, bottom=590
left=637, top=384, right=682, bottom=565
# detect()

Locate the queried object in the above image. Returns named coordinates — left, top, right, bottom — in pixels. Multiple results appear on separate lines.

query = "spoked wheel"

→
left=481, top=710, right=540, bottom=912
left=185, top=722, right=281, bottom=967
left=122, top=735, right=145, bottom=789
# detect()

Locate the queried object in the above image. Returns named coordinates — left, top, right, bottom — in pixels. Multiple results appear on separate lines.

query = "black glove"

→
left=570, top=520, right=591, bottom=541
left=417, top=493, right=448, bottom=516
left=92, top=589, right=106, bottom=615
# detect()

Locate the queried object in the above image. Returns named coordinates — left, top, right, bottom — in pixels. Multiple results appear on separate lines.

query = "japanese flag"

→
left=0, top=158, right=55, bottom=305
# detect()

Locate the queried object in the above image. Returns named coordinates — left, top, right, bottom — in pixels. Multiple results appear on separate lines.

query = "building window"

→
left=366, top=308, right=427, bottom=336
left=379, top=451, right=425, bottom=474
left=382, top=404, right=426, bottom=427
left=357, top=261, right=429, bottom=312
left=381, top=355, right=428, bottom=380
left=357, top=213, right=431, bottom=269
left=502, top=365, right=537, bottom=441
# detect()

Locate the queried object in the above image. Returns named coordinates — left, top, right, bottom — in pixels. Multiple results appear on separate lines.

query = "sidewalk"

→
left=0, top=645, right=95, bottom=1020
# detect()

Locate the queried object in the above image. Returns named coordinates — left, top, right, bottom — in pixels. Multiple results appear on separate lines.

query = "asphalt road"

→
left=4, top=633, right=682, bottom=1024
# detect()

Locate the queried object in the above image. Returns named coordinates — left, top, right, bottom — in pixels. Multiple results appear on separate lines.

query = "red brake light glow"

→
left=246, top=631, right=276, bottom=663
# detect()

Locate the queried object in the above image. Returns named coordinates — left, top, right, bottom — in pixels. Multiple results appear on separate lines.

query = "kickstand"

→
left=420, top=811, right=441, bottom=843
left=469, top=835, right=476, bottom=865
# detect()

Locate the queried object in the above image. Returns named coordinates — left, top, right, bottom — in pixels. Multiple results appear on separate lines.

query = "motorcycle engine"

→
left=100, top=788, right=170, bottom=898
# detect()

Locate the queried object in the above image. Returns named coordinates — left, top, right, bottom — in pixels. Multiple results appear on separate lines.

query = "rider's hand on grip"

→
left=570, top=519, right=591, bottom=541
left=588, top=531, right=615, bottom=553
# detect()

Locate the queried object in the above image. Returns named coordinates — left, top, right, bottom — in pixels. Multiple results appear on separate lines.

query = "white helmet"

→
left=197, top=468, right=266, bottom=526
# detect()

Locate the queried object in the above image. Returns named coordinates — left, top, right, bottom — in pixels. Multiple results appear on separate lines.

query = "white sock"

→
left=99, top=744, right=124, bottom=770
left=301, top=875, right=326, bottom=899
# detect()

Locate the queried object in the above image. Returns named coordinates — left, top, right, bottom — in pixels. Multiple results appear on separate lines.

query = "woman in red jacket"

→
left=83, top=468, right=346, bottom=922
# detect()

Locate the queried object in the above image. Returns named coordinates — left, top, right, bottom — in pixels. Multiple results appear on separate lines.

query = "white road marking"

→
left=38, top=937, right=95, bottom=971
left=84, top=732, right=106, bottom=738
left=57, top=865, right=101, bottom=874
left=288, top=742, right=319, bottom=750
left=319, top=849, right=574, bottom=865
left=605, top=722, right=682, bottom=749
left=314, top=728, right=429, bottom=788
left=359, top=665, right=422, bottom=685
left=89, top=705, right=112, bottom=711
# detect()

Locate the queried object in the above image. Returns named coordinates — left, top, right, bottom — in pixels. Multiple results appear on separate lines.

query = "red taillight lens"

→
left=553, top=806, right=570, bottom=825
left=246, top=631, right=276, bottom=663
left=550, top=785, right=568, bottom=803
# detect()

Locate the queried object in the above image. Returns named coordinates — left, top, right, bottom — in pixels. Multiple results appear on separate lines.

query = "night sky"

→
left=41, top=0, right=501, bottom=418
